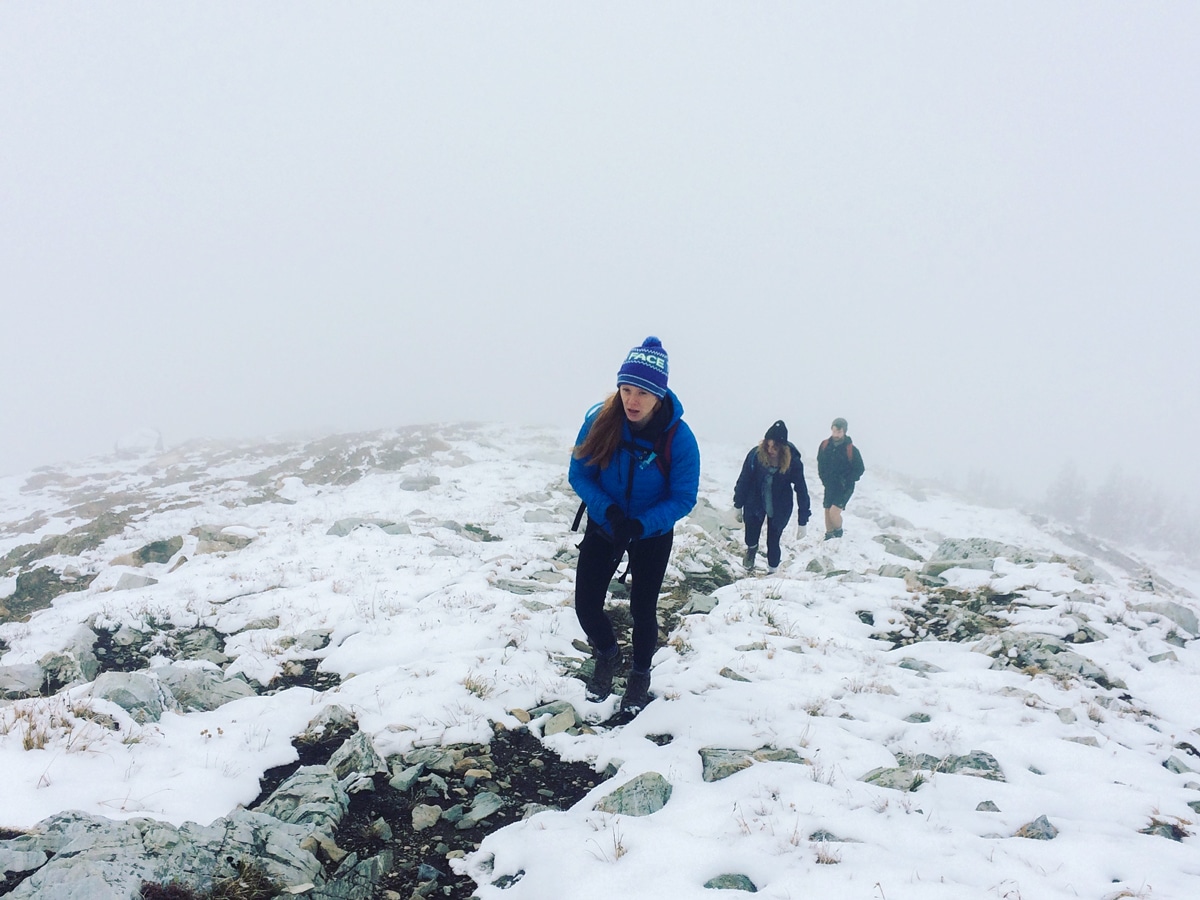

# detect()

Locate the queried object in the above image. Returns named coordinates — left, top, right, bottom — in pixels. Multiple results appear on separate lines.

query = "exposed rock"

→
left=704, top=873, right=758, bottom=891
left=898, top=657, right=944, bottom=674
left=861, top=766, right=923, bottom=792
left=255, top=765, right=350, bottom=833
left=1014, top=815, right=1058, bottom=840
left=700, top=747, right=805, bottom=783
left=153, top=664, right=256, bottom=711
left=114, top=572, right=158, bottom=591
left=1133, top=601, right=1199, bottom=637
left=328, top=732, right=389, bottom=782
left=988, top=633, right=1126, bottom=690
left=326, top=518, right=410, bottom=537
left=0, top=663, right=44, bottom=699
left=595, top=772, right=673, bottom=816
left=1, top=807, right=323, bottom=899
left=874, top=534, right=924, bottom=561
left=299, top=704, right=360, bottom=746
left=412, top=804, right=442, bottom=831
left=88, top=671, right=174, bottom=722
left=456, top=792, right=505, bottom=830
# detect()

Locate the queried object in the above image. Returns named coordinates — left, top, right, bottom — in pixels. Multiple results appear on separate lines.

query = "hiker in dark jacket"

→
left=817, top=417, right=865, bottom=540
left=569, top=336, right=699, bottom=713
left=733, top=420, right=811, bottom=573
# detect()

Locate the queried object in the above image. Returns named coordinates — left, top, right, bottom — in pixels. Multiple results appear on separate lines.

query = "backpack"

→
left=571, top=421, right=679, bottom=532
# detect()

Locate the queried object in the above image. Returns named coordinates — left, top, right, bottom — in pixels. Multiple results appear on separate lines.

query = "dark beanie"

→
left=765, top=420, right=788, bottom=443
left=832, top=417, right=848, bottom=431
left=616, top=336, right=669, bottom=398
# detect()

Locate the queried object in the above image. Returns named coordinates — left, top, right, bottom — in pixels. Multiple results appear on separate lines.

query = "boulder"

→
left=152, top=665, right=256, bottom=711
left=595, top=772, right=673, bottom=816
left=88, top=672, right=174, bottom=723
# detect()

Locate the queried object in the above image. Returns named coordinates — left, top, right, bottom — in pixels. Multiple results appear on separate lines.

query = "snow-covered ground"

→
left=1, top=424, right=1198, bottom=899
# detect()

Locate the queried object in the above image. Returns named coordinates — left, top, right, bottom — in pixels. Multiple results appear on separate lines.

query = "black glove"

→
left=609, top=514, right=644, bottom=565
left=606, top=505, right=627, bottom=531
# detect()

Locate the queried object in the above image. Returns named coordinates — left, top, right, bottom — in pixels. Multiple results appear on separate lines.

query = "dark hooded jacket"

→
left=733, top=442, right=811, bottom=526
left=817, top=435, right=865, bottom=494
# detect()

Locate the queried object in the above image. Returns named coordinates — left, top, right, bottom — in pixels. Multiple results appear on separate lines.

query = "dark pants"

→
left=574, top=523, right=674, bottom=671
left=823, top=483, right=855, bottom=510
left=744, top=513, right=787, bottom=568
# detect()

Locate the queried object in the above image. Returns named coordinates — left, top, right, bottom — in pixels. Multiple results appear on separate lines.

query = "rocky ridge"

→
left=1, top=425, right=1198, bottom=899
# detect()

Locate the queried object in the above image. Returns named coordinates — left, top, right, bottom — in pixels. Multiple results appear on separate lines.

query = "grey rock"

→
left=679, top=592, right=718, bottom=615
left=976, top=800, right=1001, bottom=812
left=114, top=572, right=158, bottom=591
left=700, top=747, right=804, bottom=783
left=878, top=564, right=914, bottom=579
left=922, top=557, right=994, bottom=578
left=1014, top=815, right=1058, bottom=840
left=527, top=700, right=578, bottom=721
left=405, top=747, right=460, bottom=774
left=326, top=517, right=410, bottom=537
left=704, top=873, right=758, bottom=891
left=88, top=671, right=174, bottom=723
left=989, top=633, right=1126, bottom=690
left=874, top=535, right=924, bottom=561
left=328, top=732, right=388, bottom=782
left=898, top=657, right=945, bottom=674
left=0, top=664, right=45, bottom=699
left=1066, top=736, right=1100, bottom=747
left=719, top=667, right=751, bottom=682
left=1164, top=756, right=1199, bottom=775
left=412, top=804, right=442, bottom=831
left=318, top=849, right=395, bottom=899
left=1149, top=651, right=1179, bottom=663
left=595, top=772, right=673, bottom=816
left=175, top=627, right=227, bottom=660
left=152, top=665, right=256, bottom=711
left=255, top=765, right=350, bottom=832
left=861, top=767, right=922, bottom=792
left=299, top=705, right=359, bottom=745
left=389, top=764, right=424, bottom=793
left=400, top=475, right=441, bottom=491
left=1133, top=601, right=1199, bottom=637
left=456, top=792, right=505, bottom=830
left=929, top=538, right=1028, bottom=563
left=1056, top=708, right=1078, bottom=724
left=543, top=709, right=577, bottom=736
left=903, top=712, right=931, bottom=723
left=196, top=525, right=255, bottom=548
left=0, top=842, right=48, bottom=876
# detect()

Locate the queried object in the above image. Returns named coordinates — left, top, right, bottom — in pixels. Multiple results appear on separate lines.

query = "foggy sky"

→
left=3, top=4, right=1198, bottom=502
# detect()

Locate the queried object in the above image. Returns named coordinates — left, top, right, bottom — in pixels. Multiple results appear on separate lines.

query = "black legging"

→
left=574, top=522, right=674, bottom=671
left=744, top=513, right=787, bottom=568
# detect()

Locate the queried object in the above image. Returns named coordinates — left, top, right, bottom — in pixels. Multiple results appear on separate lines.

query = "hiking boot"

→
left=767, top=565, right=778, bottom=574
left=742, top=545, right=757, bottom=570
left=586, top=648, right=621, bottom=701
left=621, top=667, right=652, bottom=714
left=823, top=530, right=838, bottom=541
left=833, top=528, right=844, bottom=539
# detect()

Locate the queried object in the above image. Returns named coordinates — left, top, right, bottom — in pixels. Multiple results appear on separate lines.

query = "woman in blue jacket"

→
left=569, top=336, right=700, bottom=713
left=733, top=420, right=811, bottom=573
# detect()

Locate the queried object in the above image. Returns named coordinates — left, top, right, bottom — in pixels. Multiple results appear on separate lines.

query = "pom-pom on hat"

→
left=616, top=336, right=669, bottom=398
left=765, top=420, right=788, bottom=443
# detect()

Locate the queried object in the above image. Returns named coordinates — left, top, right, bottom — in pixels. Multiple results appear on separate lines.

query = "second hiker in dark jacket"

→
left=733, top=420, right=811, bottom=573
left=817, top=416, right=865, bottom=540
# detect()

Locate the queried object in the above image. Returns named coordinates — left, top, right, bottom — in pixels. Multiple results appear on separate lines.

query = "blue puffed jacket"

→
left=569, top=389, right=700, bottom=539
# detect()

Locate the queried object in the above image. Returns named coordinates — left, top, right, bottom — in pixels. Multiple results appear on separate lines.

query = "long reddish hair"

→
left=572, top=393, right=625, bottom=469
